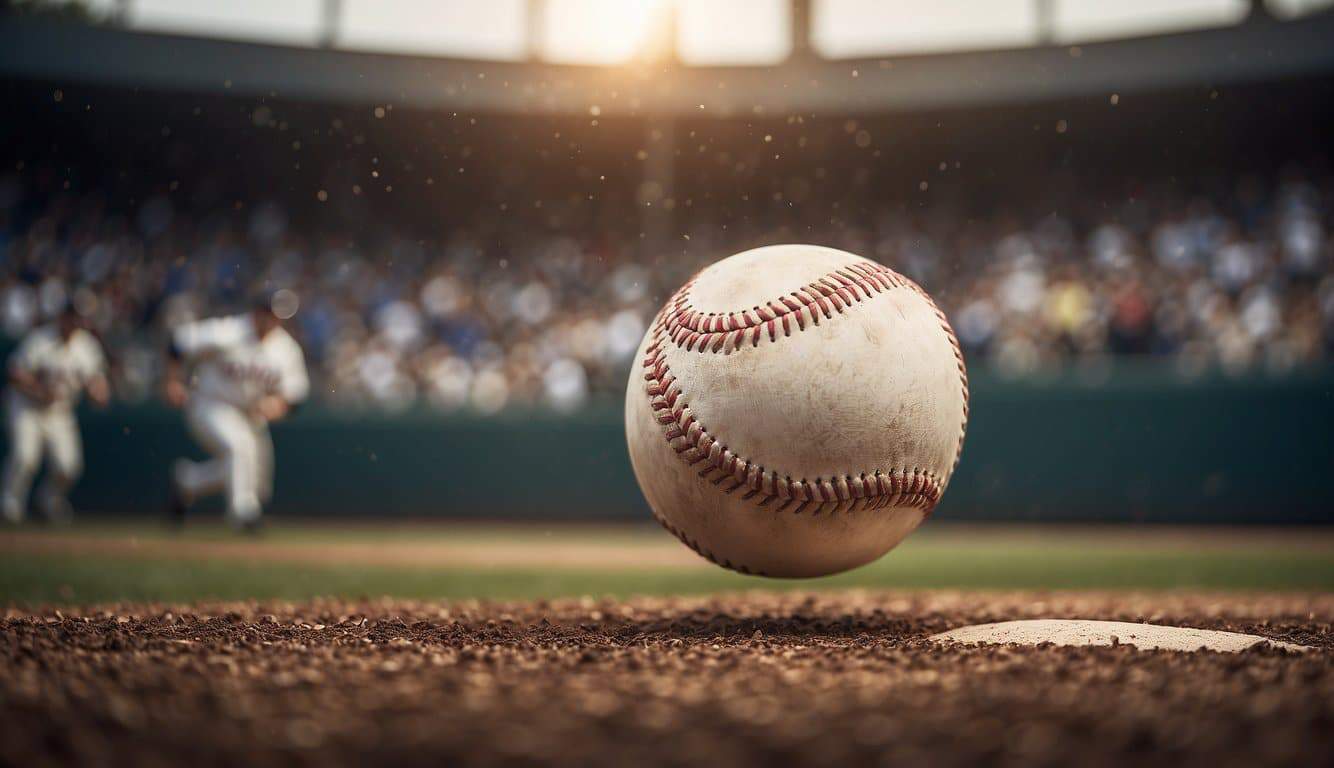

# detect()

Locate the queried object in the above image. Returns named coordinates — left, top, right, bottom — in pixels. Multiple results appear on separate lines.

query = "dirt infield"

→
left=3, top=591, right=1331, bottom=767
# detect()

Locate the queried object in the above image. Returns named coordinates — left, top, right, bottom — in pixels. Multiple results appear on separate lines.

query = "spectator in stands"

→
left=0, top=169, right=1329, bottom=411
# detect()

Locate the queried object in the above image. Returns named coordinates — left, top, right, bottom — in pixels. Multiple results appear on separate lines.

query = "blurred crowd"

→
left=0, top=170, right=1331, bottom=413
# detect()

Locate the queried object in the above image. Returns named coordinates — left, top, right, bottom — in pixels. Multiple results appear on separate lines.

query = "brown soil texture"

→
left=2, top=591, right=1331, bottom=768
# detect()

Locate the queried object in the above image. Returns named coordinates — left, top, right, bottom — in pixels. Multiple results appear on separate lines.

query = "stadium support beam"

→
left=1034, top=0, right=1055, bottom=45
left=789, top=0, right=813, bottom=60
left=4, top=13, right=1334, bottom=117
left=1244, top=0, right=1276, bottom=23
left=640, top=1, right=678, bottom=65
left=527, top=0, right=545, bottom=61
left=319, top=0, right=342, bottom=49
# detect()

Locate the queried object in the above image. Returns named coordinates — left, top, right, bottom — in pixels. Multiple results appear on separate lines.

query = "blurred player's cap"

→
left=252, top=288, right=300, bottom=320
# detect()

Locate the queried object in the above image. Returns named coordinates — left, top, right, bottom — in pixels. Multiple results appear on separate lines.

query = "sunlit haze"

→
left=103, top=0, right=1327, bottom=63
left=541, top=0, right=667, bottom=64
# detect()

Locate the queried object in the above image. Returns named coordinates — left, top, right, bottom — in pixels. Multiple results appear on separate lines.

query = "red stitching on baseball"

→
left=902, top=279, right=970, bottom=478
left=662, top=261, right=908, bottom=355
left=650, top=511, right=761, bottom=575
left=642, top=261, right=956, bottom=519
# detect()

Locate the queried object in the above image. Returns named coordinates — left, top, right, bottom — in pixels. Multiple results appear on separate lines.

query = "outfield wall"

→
left=37, top=366, right=1334, bottom=523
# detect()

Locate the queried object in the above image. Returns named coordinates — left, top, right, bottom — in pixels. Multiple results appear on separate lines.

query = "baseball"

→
left=625, top=244, right=970, bottom=577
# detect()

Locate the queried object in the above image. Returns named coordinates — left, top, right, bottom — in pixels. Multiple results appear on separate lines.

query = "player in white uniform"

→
left=3, top=307, right=110, bottom=524
left=163, top=295, right=308, bottom=532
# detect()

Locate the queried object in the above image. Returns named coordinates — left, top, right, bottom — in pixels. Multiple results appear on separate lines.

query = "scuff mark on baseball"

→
left=624, top=244, right=969, bottom=578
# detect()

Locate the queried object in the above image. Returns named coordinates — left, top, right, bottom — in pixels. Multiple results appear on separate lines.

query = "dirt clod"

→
left=2, top=591, right=1331, bottom=767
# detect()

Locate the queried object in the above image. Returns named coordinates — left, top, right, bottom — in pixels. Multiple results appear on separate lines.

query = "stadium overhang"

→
left=3, top=14, right=1333, bottom=116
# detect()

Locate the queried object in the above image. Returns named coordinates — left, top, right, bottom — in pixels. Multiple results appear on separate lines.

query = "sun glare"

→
left=541, top=0, right=668, bottom=64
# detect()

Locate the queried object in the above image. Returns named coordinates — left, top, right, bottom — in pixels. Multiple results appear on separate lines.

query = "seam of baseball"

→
left=643, top=263, right=957, bottom=523
left=650, top=511, right=766, bottom=576
left=661, top=261, right=909, bottom=354
left=903, top=281, right=970, bottom=482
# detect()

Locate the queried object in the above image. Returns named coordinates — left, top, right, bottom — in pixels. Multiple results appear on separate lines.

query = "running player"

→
left=163, top=292, right=308, bottom=532
left=2, top=306, right=110, bottom=523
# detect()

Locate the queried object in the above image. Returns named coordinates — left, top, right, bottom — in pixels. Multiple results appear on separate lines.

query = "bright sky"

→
left=812, top=0, right=1039, bottom=57
left=106, top=0, right=1329, bottom=63
left=1050, top=0, right=1250, bottom=43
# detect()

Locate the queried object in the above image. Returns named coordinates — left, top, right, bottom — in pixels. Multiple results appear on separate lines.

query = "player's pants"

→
left=2, top=397, right=82, bottom=522
left=175, top=398, right=273, bottom=523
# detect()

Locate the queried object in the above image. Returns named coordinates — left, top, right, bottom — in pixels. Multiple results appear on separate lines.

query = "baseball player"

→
left=2, top=306, right=110, bottom=524
left=163, top=294, right=308, bottom=532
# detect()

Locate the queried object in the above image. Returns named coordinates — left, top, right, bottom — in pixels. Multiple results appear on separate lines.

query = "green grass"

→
left=2, top=522, right=1331, bottom=606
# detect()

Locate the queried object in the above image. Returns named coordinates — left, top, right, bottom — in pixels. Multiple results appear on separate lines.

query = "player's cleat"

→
left=165, top=487, right=188, bottom=531
left=237, top=516, right=265, bottom=536
left=40, top=497, right=74, bottom=527
left=165, top=479, right=189, bottom=532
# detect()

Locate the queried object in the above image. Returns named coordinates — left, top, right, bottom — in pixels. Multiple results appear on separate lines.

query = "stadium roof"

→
left=55, top=0, right=1334, bottom=63
left=2, top=10, right=1333, bottom=116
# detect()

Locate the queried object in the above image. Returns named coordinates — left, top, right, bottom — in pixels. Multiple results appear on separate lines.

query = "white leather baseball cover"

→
left=625, top=245, right=969, bottom=577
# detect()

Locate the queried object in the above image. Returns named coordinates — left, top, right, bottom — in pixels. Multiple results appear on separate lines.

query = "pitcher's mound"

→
left=930, top=619, right=1310, bottom=652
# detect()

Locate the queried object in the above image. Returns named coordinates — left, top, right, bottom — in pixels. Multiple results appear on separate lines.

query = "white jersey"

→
left=6, top=325, right=106, bottom=410
left=173, top=314, right=309, bottom=413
